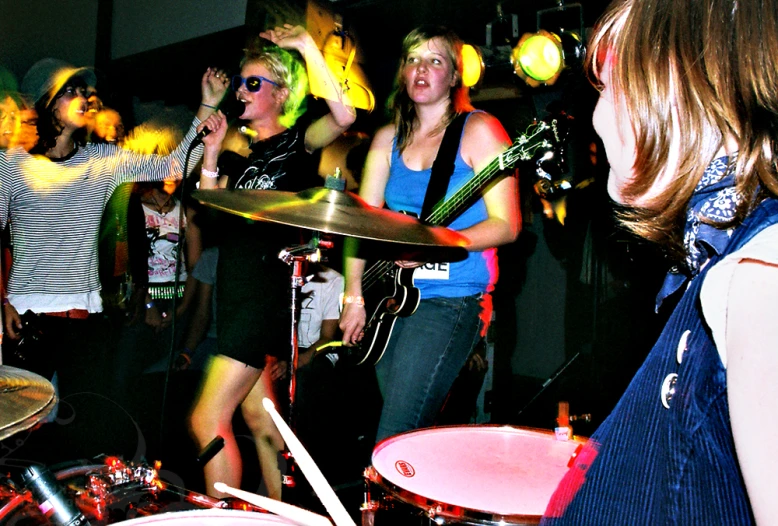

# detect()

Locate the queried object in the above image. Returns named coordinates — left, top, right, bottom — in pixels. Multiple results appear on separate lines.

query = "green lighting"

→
left=518, top=34, right=562, bottom=82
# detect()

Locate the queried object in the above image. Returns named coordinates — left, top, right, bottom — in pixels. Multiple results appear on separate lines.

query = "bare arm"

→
left=726, top=258, right=778, bottom=525
left=339, top=124, right=394, bottom=344
left=458, top=112, right=520, bottom=251
left=260, top=24, right=357, bottom=151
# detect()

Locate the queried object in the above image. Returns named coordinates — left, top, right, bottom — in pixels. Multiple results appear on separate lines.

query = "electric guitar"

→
left=345, top=116, right=570, bottom=366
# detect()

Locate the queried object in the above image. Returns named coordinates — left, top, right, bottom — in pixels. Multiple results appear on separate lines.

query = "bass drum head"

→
left=118, top=509, right=296, bottom=524
left=370, top=425, right=585, bottom=522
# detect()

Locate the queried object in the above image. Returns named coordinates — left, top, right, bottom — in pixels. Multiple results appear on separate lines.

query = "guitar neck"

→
left=425, top=121, right=551, bottom=227
left=424, top=155, right=508, bottom=227
left=360, top=119, right=556, bottom=293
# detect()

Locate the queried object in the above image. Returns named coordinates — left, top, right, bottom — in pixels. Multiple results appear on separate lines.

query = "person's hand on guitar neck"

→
left=340, top=292, right=366, bottom=346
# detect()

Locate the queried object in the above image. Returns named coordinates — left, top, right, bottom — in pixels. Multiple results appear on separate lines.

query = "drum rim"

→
left=117, top=508, right=287, bottom=524
left=368, top=424, right=586, bottom=524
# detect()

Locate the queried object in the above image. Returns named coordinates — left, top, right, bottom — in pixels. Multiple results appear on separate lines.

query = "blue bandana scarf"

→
left=655, top=156, right=741, bottom=310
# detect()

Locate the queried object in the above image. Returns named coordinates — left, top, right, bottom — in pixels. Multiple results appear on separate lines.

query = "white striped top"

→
left=0, top=118, right=203, bottom=313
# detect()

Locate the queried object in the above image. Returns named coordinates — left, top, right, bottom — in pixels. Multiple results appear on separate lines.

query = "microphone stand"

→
left=515, top=352, right=580, bottom=419
left=277, top=232, right=333, bottom=489
left=157, top=140, right=200, bottom=448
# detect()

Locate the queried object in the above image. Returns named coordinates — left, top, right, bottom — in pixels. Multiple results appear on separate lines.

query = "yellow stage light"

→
left=461, top=44, right=485, bottom=88
left=511, top=29, right=583, bottom=87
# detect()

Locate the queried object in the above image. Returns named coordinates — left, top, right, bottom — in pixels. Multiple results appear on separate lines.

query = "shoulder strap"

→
left=420, top=112, right=469, bottom=222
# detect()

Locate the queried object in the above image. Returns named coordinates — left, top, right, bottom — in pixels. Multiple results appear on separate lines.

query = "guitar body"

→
left=347, top=267, right=420, bottom=366
left=343, top=116, right=568, bottom=367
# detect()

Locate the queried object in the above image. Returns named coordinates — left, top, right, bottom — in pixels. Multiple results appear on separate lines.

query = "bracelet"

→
left=342, top=295, right=365, bottom=306
left=200, top=103, right=217, bottom=110
left=145, top=301, right=155, bottom=310
left=201, top=167, right=219, bottom=179
left=2, top=297, right=8, bottom=306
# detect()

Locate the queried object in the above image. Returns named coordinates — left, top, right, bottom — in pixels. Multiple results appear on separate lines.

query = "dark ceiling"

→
left=106, top=0, right=610, bottom=134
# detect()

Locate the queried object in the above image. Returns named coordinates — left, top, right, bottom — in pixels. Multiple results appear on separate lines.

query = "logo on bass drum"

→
left=395, top=460, right=415, bottom=478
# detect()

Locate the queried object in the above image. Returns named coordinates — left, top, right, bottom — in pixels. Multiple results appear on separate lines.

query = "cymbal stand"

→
left=277, top=233, right=333, bottom=487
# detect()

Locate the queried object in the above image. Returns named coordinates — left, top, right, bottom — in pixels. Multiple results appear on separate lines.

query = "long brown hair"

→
left=588, top=0, right=778, bottom=256
left=388, top=26, right=474, bottom=153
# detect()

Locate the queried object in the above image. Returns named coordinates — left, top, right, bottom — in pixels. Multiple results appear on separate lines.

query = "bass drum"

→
left=363, top=425, right=586, bottom=525
left=0, top=458, right=265, bottom=525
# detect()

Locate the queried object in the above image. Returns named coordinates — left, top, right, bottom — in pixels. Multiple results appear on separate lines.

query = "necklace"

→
left=147, top=192, right=174, bottom=215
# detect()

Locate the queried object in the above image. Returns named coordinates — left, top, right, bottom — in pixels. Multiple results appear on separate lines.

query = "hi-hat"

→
left=192, top=187, right=470, bottom=248
left=0, top=365, right=56, bottom=440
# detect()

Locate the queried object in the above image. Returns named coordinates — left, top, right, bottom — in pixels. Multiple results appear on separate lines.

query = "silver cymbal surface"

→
left=0, top=365, right=56, bottom=441
left=192, top=187, right=470, bottom=248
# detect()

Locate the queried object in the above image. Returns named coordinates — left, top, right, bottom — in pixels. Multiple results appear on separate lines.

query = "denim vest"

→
left=542, top=198, right=778, bottom=525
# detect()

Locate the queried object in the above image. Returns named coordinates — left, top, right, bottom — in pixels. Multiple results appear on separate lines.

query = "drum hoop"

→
left=373, top=423, right=585, bottom=451
left=366, top=466, right=543, bottom=525
left=369, top=424, right=586, bottom=525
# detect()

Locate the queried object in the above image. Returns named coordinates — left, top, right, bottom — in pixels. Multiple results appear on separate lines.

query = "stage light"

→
left=461, top=44, right=485, bottom=88
left=511, top=29, right=583, bottom=87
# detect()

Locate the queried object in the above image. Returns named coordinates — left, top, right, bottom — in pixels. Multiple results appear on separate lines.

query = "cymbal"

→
left=0, top=365, right=56, bottom=441
left=192, top=187, right=471, bottom=247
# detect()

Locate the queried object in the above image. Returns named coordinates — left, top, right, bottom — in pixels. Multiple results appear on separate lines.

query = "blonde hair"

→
left=588, top=0, right=778, bottom=254
left=388, top=26, right=474, bottom=153
left=242, top=41, right=308, bottom=129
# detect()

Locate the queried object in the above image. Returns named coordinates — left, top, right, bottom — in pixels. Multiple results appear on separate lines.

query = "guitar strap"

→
left=419, top=112, right=469, bottom=223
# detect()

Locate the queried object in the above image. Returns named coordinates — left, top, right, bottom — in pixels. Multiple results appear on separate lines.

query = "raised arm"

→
left=260, top=24, right=356, bottom=151
left=113, top=68, right=229, bottom=188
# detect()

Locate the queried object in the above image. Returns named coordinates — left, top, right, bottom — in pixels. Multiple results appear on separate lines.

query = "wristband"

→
left=2, top=297, right=8, bottom=306
left=145, top=301, right=155, bottom=310
left=201, top=167, right=219, bottom=179
left=342, top=295, right=365, bottom=306
left=200, top=103, right=217, bottom=109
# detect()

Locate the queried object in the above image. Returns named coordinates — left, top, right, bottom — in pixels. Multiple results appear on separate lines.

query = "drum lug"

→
left=426, top=504, right=445, bottom=521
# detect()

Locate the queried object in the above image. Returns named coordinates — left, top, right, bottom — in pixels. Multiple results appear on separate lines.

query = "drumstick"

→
left=262, top=397, right=357, bottom=526
left=213, top=482, right=332, bottom=526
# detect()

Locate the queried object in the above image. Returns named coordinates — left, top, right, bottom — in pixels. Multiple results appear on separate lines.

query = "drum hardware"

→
left=0, top=365, right=57, bottom=441
left=515, top=352, right=580, bottom=419
left=555, top=402, right=591, bottom=441
left=195, top=435, right=225, bottom=466
left=0, top=456, right=268, bottom=525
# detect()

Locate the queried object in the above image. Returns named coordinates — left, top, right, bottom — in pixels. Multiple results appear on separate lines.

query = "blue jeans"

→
left=375, top=294, right=484, bottom=442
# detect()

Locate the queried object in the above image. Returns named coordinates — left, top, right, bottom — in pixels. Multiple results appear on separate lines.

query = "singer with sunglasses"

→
left=190, top=24, right=355, bottom=500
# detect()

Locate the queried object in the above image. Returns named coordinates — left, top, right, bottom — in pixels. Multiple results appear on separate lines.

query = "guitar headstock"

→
left=507, top=112, right=575, bottom=200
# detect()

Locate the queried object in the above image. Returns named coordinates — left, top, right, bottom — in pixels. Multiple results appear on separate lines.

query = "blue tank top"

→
left=384, top=112, right=497, bottom=298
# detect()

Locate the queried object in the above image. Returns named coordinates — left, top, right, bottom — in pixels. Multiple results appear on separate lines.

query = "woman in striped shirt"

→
left=0, top=57, right=227, bottom=463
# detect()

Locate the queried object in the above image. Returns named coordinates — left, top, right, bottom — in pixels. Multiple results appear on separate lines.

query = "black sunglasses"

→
left=231, top=75, right=280, bottom=93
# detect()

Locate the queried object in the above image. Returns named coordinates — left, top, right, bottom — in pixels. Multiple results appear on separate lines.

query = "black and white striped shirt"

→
left=0, top=118, right=202, bottom=313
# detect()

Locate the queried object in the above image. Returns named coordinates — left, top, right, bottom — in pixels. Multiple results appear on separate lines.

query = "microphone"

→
left=195, top=97, right=245, bottom=143
left=22, top=465, right=91, bottom=526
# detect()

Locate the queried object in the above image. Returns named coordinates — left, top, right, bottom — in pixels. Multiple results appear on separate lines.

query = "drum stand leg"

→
left=278, top=233, right=332, bottom=490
